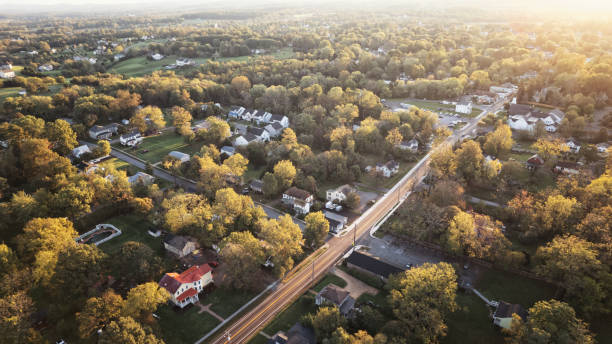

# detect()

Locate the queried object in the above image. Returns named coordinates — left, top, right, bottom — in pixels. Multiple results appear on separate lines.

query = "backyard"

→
left=114, top=131, right=205, bottom=164
left=99, top=214, right=164, bottom=256
left=199, top=286, right=260, bottom=319
left=390, top=98, right=484, bottom=118
left=0, top=87, right=21, bottom=100
left=444, top=292, right=501, bottom=344
left=157, top=305, right=221, bottom=344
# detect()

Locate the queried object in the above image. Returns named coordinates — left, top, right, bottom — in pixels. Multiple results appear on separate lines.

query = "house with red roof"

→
left=158, top=264, right=214, bottom=308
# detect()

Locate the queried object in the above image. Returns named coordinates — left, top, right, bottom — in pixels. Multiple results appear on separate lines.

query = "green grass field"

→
left=158, top=305, right=221, bottom=344
left=444, top=292, right=502, bottom=344
left=393, top=98, right=483, bottom=118
left=99, top=214, right=164, bottom=256
left=263, top=295, right=317, bottom=335
left=312, top=273, right=347, bottom=292
left=200, top=287, right=259, bottom=319
left=116, top=131, right=205, bottom=164
left=0, top=87, right=21, bottom=100
left=475, top=269, right=557, bottom=308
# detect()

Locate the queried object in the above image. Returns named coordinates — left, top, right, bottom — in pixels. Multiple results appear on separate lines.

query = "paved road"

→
left=201, top=98, right=508, bottom=344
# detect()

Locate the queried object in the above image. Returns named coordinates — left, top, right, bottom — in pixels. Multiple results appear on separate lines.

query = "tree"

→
left=220, top=231, right=266, bottom=289
left=506, top=300, right=594, bottom=344
left=259, top=214, right=303, bottom=277
left=0, top=292, right=40, bottom=344
left=99, top=316, right=165, bottom=344
left=332, top=104, right=359, bottom=124
left=385, top=127, right=403, bottom=149
left=131, top=106, right=165, bottom=133
left=455, top=140, right=484, bottom=183
left=113, top=242, right=162, bottom=286
left=170, top=106, right=193, bottom=136
left=428, top=179, right=464, bottom=207
left=45, top=119, right=78, bottom=155
left=387, top=262, right=458, bottom=343
left=77, top=290, right=125, bottom=338
left=304, top=212, right=329, bottom=248
left=307, top=306, right=346, bottom=340
left=344, top=192, right=361, bottom=210
left=0, top=244, right=18, bottom=275
left=533, top=138, right=569, bottom=161
left=123, top=282, right=169, bottom=319
left=263, top=172, right=279, bottom=197
left=534, top=235, right=612, bottom=316
left=483, top=124, right=513, bottom=158
left=198, top=116, right=230, bottom=145
left=231, top=76, right=251, bottom=94
left=273, top=160, right=297, bottom=189
left=430, top=144, right=456, bottom=177
left=93, top=139, right=111, bottom=158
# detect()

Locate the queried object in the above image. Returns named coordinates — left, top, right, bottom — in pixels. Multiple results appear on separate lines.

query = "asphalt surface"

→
left=201, top=98, right=507, bottom=344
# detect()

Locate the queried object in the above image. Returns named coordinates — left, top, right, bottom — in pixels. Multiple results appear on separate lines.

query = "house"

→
left=566, top=139, right=581, bottom=153
left=251, top=110, right=272, bottom=125
left=128, top=172, right=155, bottom=185
left=455, top=101, right=472, bottom=114
left=493, top=301, right=528, bottom=329
left=220, top=146, right=235, bottom=157
left=244, top=179, right=263, bottom=193
left=176, top=58, right=194, bottom=66
left=315, top=284, right=355, bottom=316
left=158, top=264, right=214, bottom=308
left=326, top=184, right=356, bottom=203
left=119, top=131, right=143, bottom=146
left=282, top=187, right=314, bottom=215
left=267, top=323, right=315, bottom=344
left=526, top=154, right=544, bottom=171
left=88, top=123, right=119, bottom=140
left=168, top=151, right=190, bottom=163
left=228, top=106, right=246, bottom=120
left=396, top=138, right=419, bottom=152
left=269, top=114, right=290, bottom=128
left=345, top=251, right=404, bottom=281
left=375, top=160, right=399, bottom=178
left=489, top=83, right=518, bottom=95
left=554, top=161, right=580, bottom=175
left=597, top=143, right=609, bottom=154
left=247, top=126, right=270, bottom=142
left=507, top=104, right=565, bottom=133
left=38, top=64, right=53, bottom=72
left=114, top=53, right=126, bottom=61
left=163, top=234, right=198, bottom=258
left=233, top=133, right=259, bottom=147
left=0, top=69, right=15, bottom=79
left=151, top=53, right=164, bottom=61
left=72, top=145, right=91, bottom=159
left=324, top=211, right=348, bottom=234
left=264, top=122, right=285, bottom=138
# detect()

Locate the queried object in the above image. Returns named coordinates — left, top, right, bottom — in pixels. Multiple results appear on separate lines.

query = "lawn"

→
left=356, top=291, right=388, bottom=310
left=312, top=273, right=347, bottom=292
left=116, top=131, right=205, bottom=163
left=108, top=54, right=180, bottom=77
left=157, top=305, right=221, bottom=344
left=200, top=286, right=259, bottom=319
left=391, top=98, right=483, bottom=118
left=359, top=158, right=417, bottom=190
left=263, top=295, right=317, bottom=335
left=0, top=87, right=21, bottom=100
left=99, top=214, right=164, bottom=256
left=444, top=292, right=502, bottom=344
left=244, top=163, right=266, bottom=182
left=474, top=269, right=557, bottom=308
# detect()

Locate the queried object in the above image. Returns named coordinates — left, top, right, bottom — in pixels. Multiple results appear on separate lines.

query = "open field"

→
left=201, top=287, right=260, bottom=319
left=158, top=305, right=221, bottom=344
left=444, top=292, right=501, bottom=344
left=391, top=98, right=484, bottom=118
left=475, top=269, right=557, bottom=308
left=115, top=131, right=205, bottom=163
left=0, top=87, right=21, bottom=100
left=99, top=214, right=164, bottom=255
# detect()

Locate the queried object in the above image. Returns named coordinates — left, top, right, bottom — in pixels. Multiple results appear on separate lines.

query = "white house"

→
left=120, top=131, right=143, bottom=146
left=507, top=104, right=565, bottom=133
left=176, top=58, right=194, bottom=66
left=128, top=172, right=155, bottom=185
left=396, top=138, right=419, bottom=152
left=269, top=114, right=289, bottom=128
left=151, top=53, right=164, bottom=61
left=247, top=126, right=270, bottom=142
left=597, top=143, right=609, bottom=154
left=163, top=234, right=198, bottom=257
left=251, top=110, right=272, bottom=125
left=168, top=151, right=190, bottom=163
left=554, top=161, right=580, bottom=175
left=72, top=145, right=91, bottom=159
left=282, top=187, right=314, bottom=215
left=158, top=264, right=214, bottom=308
left=566, top=140, right=581, bottom=153
left=375, top=160, right=400, bottom=178
left=88, top=123, right=119, bottom=140
left=0, top=64, right=15, bottom=79
left=326, top=184, right=356, bottom=203
left=455, top=101, right=472, bottom=114
left=324, top=211, right=348, bottom=234
left=233, top=134, right=257, bottom=147
left=228, top=106, right=246, bottom=120
left=264, top=123, right=284, bottom=138
left=493, top=302, right=527, bottom=330
left=315, top=284, right=355, bottom=316
left=489, top=83, right=518, bottom=95
left=220, top=146, right=235, bottom=157
left=38, top=64, right=54, bottom=72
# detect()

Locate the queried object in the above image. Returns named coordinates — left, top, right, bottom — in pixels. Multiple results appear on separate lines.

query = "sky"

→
left=3, top=0, right=612, bottom=15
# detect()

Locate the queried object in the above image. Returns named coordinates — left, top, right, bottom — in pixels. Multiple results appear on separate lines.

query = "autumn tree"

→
left=220, top=231, right=266, bottom=289
left=99, top=316, right=165, bottom=344
left=45, top=119, right=78, bottom=155
left=483, top=124, right=513, bottom=158
left=259, top=214, right=303, bottom=277
left=506, top=300, right=594, bottom=344
left=304, top=211, right=329, bottom=248
left=170, top=106, right=193, bottom=137
left=533, top=138, right=569, bottom=161
left=0, top=292, right=40, bottom=344
left=123, top=282, right=169, bottom=320
left=306, top=306, right=347, bottom=340
left=344, top=192, right=361, bottom=210
left=273, top=160, right=297, bottom=189
left=197, top=116, right=230, bottom=145
left=131, top=105, right=165, bottom=133
left=455, top=140, right=484, bottom=184
left=387, top=262, right=458, bottom=343
left=77, top=290, right=125, bottom=338
left=430, top=144, right=456, bottom=177
left=113, top=242, right=162, bottom=286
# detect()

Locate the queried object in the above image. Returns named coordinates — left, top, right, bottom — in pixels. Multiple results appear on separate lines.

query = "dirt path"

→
left=332, top=268, right=379, bottom=299
left=196, top=302, right=225, bottom=322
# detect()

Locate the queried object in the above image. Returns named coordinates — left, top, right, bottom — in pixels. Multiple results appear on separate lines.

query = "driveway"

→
left=354, top=189, right=379, bottom=213
left=331, top=267, right=379, bottom=299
